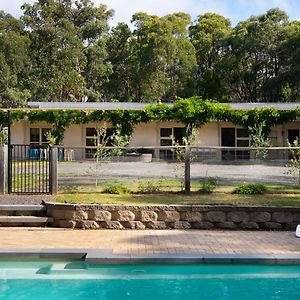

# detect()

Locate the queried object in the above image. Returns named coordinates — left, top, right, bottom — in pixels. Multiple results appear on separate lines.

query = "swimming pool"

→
left=0, top=261, right=300, bottom=300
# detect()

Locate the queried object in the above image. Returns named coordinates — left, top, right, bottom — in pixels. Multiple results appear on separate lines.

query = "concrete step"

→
left=0, top=216, right=52, bottom=223
left=0, top=205, right=46, bottom=211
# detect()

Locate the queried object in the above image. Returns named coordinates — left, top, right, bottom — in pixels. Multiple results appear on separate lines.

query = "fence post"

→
left=185, top=146, right=191, bottom=194
left=0, top=145, right=5, bottom=194
left=50, top=146, right=58, bottom=195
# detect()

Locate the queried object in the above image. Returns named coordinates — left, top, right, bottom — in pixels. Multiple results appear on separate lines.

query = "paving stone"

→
left=205, top=211, right=226, bottom=222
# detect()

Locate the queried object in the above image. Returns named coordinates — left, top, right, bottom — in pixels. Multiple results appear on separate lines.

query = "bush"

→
left=137, top=181, right=161, bottom=193
left=232, top=183, right=267, bottom=195
left=199, top=178, right=217, bottom=194
left=102, top=185, right=131, bottom=194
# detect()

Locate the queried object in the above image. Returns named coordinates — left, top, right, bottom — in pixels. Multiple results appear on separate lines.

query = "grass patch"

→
left=56, top=180, right=300, bottom=207
left=56, top=191, right=300, bottom=206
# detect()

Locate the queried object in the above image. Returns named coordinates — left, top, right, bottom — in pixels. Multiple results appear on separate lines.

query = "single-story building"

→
left=8, top=102, right=300, bottom=161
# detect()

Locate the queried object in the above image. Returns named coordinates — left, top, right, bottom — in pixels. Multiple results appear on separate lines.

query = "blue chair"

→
left=28, top=148, right=39, bottom=160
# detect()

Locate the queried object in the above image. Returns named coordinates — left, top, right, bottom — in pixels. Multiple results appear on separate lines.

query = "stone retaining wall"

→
left=46, top=203, right=300, bottom=230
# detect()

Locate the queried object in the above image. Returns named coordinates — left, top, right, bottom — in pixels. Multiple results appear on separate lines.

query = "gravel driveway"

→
left=58, top=161, right=296, bottom=185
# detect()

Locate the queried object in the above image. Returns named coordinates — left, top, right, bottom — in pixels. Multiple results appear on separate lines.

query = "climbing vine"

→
left=0, top=97, right=300, bottom=144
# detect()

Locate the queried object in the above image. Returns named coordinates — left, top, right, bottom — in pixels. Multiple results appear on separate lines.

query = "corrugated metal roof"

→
left=228, top=103, right=300, bottom=110
left=27, top=101, right=300, bottom=111
left=27, top=102, right=154, bottom=110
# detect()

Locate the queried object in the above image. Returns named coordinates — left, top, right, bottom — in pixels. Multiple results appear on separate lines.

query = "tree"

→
left=21, top=0, right=113, bottom=102
left=226, top=9, right=289, bottom=102
left=189, top=13, right=232, bottom=100
left=0, top=12, right=31, bottom=107
left=131, top=12, right=196, bottom=102
left=277, top=21, right=300, bottom=101
left=104, top=23, right=134, bottom=101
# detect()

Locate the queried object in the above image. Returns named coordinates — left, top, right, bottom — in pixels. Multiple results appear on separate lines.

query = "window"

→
left=85, top=127, right=114, bottom=159
left=30, top=128, right=51, bottom=145
left=160, top=127, right=185, bottom=160
left=221, top=127, right=250, bottom=160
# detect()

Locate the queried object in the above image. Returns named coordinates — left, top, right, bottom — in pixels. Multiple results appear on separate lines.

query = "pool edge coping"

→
left=1, top=249, right=300, bottom=265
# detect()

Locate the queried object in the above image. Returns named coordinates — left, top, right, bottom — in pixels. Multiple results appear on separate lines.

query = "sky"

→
left=1, top=0, right=300, bottom=26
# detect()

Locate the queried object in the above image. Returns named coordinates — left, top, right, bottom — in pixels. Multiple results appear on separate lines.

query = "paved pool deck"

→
left=0, top=228, right=300, bottom=256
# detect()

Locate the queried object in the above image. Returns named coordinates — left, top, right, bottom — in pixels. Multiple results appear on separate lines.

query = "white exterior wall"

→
left=11, top=121, right=27, bottom=144
left=10, top=118, right=300, bottom=160
left=198, top=123, right=219, bottom=146
left=130, top=123, right=158, bottom=147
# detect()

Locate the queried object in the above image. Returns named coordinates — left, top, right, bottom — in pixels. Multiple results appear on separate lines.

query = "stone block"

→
left=205, top=211, right=226, bottom=222
left=293, top=214, right=300, bottom=223
left=52, top=220, right=76, bottom=229
left=89, top=210, right=111, bottom=221
left=65, top=210, right=88, bottom=221
left=272, top=212, right=293, bottom=223
left=75, top=220, right=99, bottom=229
left=158, top=211, right=180, bottom=222
left=171, top=221, right=192, bottom=229
left=227, top=211, right=249, bottom=223
left=122, top=221, right=146, bottom=230
left=218, top=222, right=236, bottom=229
left=240, top=221, right=259, bottom=230
left=263, top=222, right=282, bottom=230
left=48, top=209, right=66, bottom=219
left=113, top=210, right=135, bottom=222
left=99, top=221, right=124, bottom=230
left=138, top=211, right=158, bottom=222
left=146, top=221, right=168, bottom=229
left=283, top=222, right=298, bottom=230
left=181, top=211, right=203, bottom=222
left=249, top=212, right=271, bottom=223
left=192, top=222, right=214, bottom=229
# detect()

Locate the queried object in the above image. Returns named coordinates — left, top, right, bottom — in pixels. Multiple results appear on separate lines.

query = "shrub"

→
left=137, top=181, right=161, bottom=193
left=199, top=178, right=217, bottom=194
left=232, top=183, right=267, bottom=195
left=102, top=185, right=131, bottom=194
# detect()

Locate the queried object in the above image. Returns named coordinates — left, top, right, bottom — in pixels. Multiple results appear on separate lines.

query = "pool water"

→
left=0, top=261, right=300, bottom=300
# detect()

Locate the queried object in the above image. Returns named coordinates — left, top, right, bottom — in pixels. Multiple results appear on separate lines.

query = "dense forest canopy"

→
left=0, top=0, right=300, bottom=107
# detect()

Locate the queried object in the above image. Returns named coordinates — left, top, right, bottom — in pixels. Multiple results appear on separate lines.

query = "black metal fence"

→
left=8, top=145, right=52, bottom=194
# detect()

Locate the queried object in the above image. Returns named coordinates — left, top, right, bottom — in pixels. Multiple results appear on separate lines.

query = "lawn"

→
left=56, top=180, right=300, bottom=206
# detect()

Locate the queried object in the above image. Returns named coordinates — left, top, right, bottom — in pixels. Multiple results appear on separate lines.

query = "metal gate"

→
left=8, top=145, right=52, bottom=194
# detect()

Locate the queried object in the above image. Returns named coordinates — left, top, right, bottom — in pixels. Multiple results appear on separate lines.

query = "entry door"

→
left=221, top=128, right=236, bottom=160
left=173, top=127, right=185, bottom=145
left=288, top=129, right=299, bottom=145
